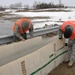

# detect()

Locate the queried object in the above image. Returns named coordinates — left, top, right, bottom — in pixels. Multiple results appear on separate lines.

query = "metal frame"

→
left=0, top=26, right=59, bottom=45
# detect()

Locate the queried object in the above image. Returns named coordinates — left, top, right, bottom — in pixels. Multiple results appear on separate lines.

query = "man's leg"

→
left=64, top=39, right=72, bottom=63
left=64, top=46, right=72, bottom=63
left=68, top=40, right=75, bottom=67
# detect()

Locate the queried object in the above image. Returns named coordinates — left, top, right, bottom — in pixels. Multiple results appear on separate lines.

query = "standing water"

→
left=0, top=20, right=14, bottom=36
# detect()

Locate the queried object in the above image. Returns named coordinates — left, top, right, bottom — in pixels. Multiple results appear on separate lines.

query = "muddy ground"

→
left=48, top=62, right=75, bottom=75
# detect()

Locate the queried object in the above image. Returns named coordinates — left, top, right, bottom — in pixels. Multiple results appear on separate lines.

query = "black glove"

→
left=65, top=43, right=68, bottom=46
left=59, top=37, right=63, bottom=39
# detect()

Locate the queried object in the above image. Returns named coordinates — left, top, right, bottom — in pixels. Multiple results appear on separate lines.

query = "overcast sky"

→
left=0, top=0, right=75, bottom=6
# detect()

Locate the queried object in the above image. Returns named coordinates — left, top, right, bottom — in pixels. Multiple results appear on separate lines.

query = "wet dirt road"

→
left=48, top=62, right=75, bottom=75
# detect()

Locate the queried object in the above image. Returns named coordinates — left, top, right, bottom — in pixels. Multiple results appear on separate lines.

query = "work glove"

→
left=64, top=43, right=68, bottom=46
left=59, top=37, right=63, bottom=39
left=59, top=34, right=63, bottom=40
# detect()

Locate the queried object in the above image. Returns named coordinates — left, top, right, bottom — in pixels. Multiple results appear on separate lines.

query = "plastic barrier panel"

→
left=0, top=36, right=68, bottom=75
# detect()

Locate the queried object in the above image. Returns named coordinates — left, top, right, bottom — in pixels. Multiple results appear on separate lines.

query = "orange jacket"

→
left=12, top=18, right=32, bottom=34
left=61, top=20, right=75, bottom=40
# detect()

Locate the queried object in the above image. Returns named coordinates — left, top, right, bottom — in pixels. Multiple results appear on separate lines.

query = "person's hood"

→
left=64, top=25, right=73, bottom=38
left=21, top=21, right=29, bottom=29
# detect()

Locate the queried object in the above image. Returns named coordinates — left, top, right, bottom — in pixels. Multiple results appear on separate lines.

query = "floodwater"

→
left=0, top=19, right=14, bottom=36
left=0, top=18, right=55, bottom=37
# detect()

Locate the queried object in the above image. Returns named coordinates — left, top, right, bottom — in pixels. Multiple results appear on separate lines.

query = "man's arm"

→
left=29, top=25, right=34, bottom=38
left=59, top=26, right=63, bottom=39
left=14, top=25, right=25, bottom=40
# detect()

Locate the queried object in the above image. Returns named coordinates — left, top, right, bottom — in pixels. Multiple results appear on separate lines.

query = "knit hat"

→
left=64, top=25, right=72, bottom=38
left=21, top=21, right=29, bottom=30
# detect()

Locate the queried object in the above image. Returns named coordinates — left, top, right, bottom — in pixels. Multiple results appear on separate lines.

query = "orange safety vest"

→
left=12, top=18, right=32, bottom=34
left=61, top=20, right=75, bottom=40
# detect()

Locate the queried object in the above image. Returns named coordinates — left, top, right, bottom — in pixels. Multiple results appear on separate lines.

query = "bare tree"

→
left=32, top=1, right=41, bottom=9
left=15, top=2, right=22, bottom=8
left=24, top=4, right=29, bottom=10
left=9, top=2, right=22, bottom=9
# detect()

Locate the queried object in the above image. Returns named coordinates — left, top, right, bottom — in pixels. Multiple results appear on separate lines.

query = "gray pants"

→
left=67, top=39, right=75, bottom=62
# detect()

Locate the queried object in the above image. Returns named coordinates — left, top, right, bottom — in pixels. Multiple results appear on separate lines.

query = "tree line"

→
left=0, top=2, right=75, bottom=10
left=33, top=2, right=64, bottom=9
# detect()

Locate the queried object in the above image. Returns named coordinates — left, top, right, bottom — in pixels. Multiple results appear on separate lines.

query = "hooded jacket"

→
left=12, top=18, right=32, bottom=34
left=61, top=20, right=75, bottom=40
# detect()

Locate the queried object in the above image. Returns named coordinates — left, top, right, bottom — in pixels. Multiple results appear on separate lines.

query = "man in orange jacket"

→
left=59, top=20, right=75, bottom=67
left=12, top=18, right=33, bottom=42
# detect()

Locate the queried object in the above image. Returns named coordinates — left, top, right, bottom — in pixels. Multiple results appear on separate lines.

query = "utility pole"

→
left=59, top=0, right=62, bottom=6
left=59, top=0, right=62, bottom=10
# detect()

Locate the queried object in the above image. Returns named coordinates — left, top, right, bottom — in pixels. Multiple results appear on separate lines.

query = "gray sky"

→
left=0, top=0, right=75, bottom=6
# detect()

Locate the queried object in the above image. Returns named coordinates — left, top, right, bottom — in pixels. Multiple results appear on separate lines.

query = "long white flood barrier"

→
left=0, top=36, right=68, bottom=75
